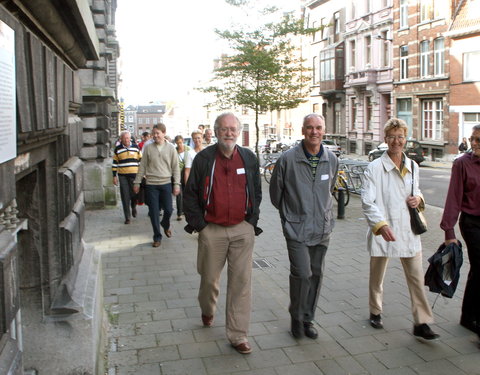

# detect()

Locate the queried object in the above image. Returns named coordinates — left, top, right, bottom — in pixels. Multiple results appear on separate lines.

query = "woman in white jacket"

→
left=361, top=118, right=439, bottom=340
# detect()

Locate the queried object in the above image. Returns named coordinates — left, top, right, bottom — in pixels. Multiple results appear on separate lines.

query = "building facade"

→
left=305, top=0, right=348, bottom=150
left=445, top=0, right=480, bottom=153
left=344, top=0, right=394, bottom=155
left=136, top=105, right=166, bottom=136
left=391, top=0, right=452, bottom=160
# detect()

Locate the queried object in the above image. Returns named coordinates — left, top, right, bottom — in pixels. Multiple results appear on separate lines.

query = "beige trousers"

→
left=197, top=221, right=255, bottom=345
left=369, top=252, right=434, bottom=324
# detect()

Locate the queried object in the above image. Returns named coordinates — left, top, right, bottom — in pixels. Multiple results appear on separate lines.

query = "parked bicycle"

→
left=333, top=170, right=350, bottom=206
left=263, top=161, right=276, bottom=184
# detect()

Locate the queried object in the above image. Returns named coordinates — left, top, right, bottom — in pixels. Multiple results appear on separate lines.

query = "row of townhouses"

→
left=304, top=0, right=480, bottom=160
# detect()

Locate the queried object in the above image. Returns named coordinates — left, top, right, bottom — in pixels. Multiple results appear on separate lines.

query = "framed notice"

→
left=0, top=20, right=16, bottom=163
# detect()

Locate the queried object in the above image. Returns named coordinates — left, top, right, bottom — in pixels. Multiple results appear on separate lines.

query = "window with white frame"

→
left=334, top=12, right=340, bottom=36
left=422, top=99, right=443, bottom=140
left=420, top=0, right=433, bottom=21
left=420, top=0, right=443, bottom=22
left=350, top=1, right=356, bottom=20
left=312, top=20, right=318, bottom=42
left=464, top=51, right=480, bottom=81
left=464, top=113, right=480, bottom=122
left=434, top=38, right=445, bottom=76
left=400, top=0, right=408, bottom=28
left=313, top=55, right=319, bottom=84
left=350, top=40, right=356, bottom=69
left=381, top=31, right=390, bottom=67
left=320, top=18, right=326, bottom=40
left=420, top=40, right=429, bottom=78
left=320, top=49, right=335, bottom=81
left=400, top=45, right=408, bottom=80
left=365, top=35, right=372, bottom=65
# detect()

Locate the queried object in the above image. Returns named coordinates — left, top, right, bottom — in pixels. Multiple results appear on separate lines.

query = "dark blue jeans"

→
left=145, top=183, right=173, bottom=242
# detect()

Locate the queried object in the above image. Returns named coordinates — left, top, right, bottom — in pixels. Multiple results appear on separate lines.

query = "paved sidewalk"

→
left=85, top=182, right=479, bottom=375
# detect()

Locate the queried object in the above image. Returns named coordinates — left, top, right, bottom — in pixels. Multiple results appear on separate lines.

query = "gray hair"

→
left=302, top=113, right=325, bottom=127
left=120, top=130, right=131, bottom=138
left=472, top=124, right=480, bottom=132
left=214, top=112, right=243, bottom=132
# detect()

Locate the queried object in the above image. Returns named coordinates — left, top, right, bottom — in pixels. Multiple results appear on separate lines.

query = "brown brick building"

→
left=392, top=0, right=454, bottom=159
left=445, top=0, right=480, bottom=152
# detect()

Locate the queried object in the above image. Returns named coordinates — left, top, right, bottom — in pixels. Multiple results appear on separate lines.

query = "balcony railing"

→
left=345, top=69, right=378, bottom=87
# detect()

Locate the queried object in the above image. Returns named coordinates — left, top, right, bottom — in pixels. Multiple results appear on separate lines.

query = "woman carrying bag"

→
left=361, top=118, right=439, bottom=340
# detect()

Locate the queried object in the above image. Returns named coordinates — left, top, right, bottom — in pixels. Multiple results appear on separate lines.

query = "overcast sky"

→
left=115, top=0, right=298, bottom=106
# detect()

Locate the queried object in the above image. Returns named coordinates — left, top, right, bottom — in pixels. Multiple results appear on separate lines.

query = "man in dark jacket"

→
left=183, top=112, right=261, bottom=355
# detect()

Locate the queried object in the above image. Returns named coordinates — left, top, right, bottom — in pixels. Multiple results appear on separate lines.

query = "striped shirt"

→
left=112, top=143, right=142, bottom=177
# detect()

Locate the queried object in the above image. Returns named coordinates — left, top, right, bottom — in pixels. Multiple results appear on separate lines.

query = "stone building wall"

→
left=0, top=0, right=118, bottom=373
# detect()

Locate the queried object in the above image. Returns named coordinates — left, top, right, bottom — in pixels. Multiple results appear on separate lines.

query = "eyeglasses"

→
left=218, top=127, right=239, bottom=134
left=470, top=136, right=480, bottom=144
left=386, top=135, right=406, bottom=141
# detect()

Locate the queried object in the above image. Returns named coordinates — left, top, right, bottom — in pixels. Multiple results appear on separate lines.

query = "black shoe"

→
left=370, top=313, right=383, bottom=329
left=413, top=324, right=440, bottom=340
left=303, top=321, right=318, bottom=339
left=132, top=206, right=137, bottom=218
left=460, top=318, right=478, bottom=333
left=124, top=219, right=131, bottom=224
left=291, top=318, right=303, bottom=338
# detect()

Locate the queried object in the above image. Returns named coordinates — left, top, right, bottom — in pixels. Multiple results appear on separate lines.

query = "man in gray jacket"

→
left=270, top=114, right=338, bottom=339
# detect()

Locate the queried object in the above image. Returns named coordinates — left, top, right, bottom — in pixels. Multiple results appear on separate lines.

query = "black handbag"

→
left=409, top=160, right=427, bottom=235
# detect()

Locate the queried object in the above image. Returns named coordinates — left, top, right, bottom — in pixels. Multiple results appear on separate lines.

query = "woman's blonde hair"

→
left=384, top=118, right=408, bottom=137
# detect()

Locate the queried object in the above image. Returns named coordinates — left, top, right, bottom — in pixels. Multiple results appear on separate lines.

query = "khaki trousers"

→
left=369, top=252, right=434, bottom=324
left=197, top=221, right=255, bottom=345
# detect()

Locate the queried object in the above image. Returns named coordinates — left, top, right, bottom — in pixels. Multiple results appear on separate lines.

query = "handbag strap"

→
left=411, top=159, right=414, bottom=196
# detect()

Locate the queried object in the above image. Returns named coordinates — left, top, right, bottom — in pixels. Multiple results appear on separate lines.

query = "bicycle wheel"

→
left=264, top=162, right=275, bottom=184
left=333, top=176, right=350, bottom=206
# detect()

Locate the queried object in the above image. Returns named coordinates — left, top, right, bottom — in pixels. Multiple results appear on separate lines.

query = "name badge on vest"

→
left=237, top=168, right=245, bottom=174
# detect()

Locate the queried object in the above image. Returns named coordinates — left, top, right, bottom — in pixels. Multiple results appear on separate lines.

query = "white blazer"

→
left=361, top=152, right=424, bottom=257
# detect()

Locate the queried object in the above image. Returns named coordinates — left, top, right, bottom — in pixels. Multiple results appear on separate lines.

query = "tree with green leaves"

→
left=199, top=1, right=317, bottom=157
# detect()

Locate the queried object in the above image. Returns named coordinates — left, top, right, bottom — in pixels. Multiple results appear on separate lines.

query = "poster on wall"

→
left=0, top=20, right=16, bottom=164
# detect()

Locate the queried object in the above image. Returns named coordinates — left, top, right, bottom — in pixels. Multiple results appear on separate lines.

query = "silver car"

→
left=322, top=140, right=341, bottom=156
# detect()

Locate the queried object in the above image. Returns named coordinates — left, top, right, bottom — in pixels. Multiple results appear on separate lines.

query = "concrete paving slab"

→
left=85, top=178, right=479, bottom=374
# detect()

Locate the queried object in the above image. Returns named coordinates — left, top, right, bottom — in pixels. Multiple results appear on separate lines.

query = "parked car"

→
left=368, top=139, right=425, bottom=164
left=322, top=140, right=342, bottom=156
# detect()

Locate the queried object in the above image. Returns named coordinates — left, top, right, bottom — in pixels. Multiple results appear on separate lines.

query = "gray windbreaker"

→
left=269, top=143, right=338, bottom=245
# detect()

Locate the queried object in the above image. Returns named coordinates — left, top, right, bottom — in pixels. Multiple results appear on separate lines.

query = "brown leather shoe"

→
left=232, top=341, right=252, bottom=354
left=152, top=241, right=161, bottom=248
left=201, top=314, right=213, bottom=327
left=164, top=228, right=172, bottom=238
left=124, top=219, right=131, bottom=224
